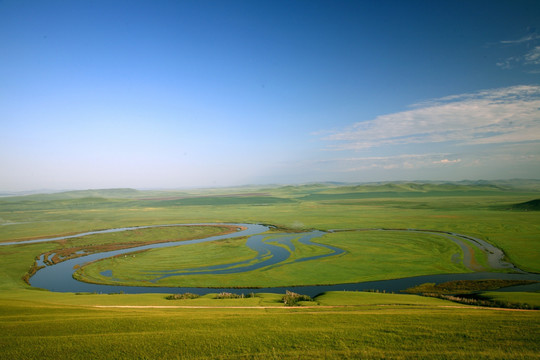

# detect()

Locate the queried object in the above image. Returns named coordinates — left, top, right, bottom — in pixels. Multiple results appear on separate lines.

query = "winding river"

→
left=3, top=223, right=539, bottom=296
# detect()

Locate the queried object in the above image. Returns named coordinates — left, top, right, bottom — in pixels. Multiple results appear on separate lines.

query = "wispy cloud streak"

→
left=496, top=32, right=540, bottom=71
left=325, top=85, right=540, bottom=150
left=500, top=34, right=540, bottom=44
left=317, top=153, right=463, bottom=172
left=314, top=143, right=539, bottom=175
left=525, top=46, right=540, bottom=65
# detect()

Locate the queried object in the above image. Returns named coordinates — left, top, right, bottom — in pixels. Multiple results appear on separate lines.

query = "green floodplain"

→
left=0, top=180, right=539, bottom=359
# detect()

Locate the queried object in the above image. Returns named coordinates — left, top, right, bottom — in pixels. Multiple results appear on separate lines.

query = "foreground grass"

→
left=0, top=293, right=538, bottom=360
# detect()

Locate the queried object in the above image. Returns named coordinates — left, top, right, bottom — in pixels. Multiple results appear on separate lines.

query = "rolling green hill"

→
left=510, top=199, right=540, bottom=211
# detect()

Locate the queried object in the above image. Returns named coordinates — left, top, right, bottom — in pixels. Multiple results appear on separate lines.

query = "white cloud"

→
left=496, top=33, right=540, bottom=70
left=433, top=159, right=461, bottom=164
left=325, top=85, right=540, bottom=150
left=315, top=153, right=463, bottom=172
left=500, top=34, right=540, bottom=44
left=311, top=143, right=539, bottom=179
left=525, top=46, right=540, bottom=65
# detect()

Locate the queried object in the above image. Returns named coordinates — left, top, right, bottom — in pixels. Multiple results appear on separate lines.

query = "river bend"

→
left=2, top=223, right=538, bottom=296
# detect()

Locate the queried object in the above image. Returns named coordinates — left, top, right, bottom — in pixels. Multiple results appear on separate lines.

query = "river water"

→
left=3, top=223, right=539, bottom=296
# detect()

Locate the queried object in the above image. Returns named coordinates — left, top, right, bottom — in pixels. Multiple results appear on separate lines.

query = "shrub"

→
left=282, top=290, right=312, bottom=306
left=214, top=292, right=256, bottom=299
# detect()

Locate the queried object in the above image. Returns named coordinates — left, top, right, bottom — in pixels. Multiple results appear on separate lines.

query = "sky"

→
left=1, top=0, right=539, bottom=191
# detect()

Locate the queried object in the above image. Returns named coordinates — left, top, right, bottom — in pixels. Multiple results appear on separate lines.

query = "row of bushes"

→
left=165, top=292, right=260, bottom=300
left=165, top=291, right=314, bottom=306
left=165, top=293, right=200, bottom=300
left=364, top=289, right=394, bottom=294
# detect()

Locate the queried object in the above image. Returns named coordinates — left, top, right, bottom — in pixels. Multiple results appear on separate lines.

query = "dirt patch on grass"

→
left=462, top=243, right=484, bottom=271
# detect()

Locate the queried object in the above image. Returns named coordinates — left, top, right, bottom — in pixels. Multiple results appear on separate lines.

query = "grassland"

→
left=2, top=182, right=538, bottom=272
left=0, top=181, right=539, bottom=359
left=1, top=293, right=539, bottom=360
left=75, top=230, right=469, bottom=287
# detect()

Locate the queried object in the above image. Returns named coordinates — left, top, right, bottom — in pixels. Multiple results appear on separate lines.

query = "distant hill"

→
left=0, top=188, right=144, bottom=202
left=295, top=181, right=511, bottom=195
left=509, top=199, right=540, bottom=211
left=455, top=179, right=540, bottom=191
left=56, top=188, right=143, bottom=198
left=353, top=179, right=540, bottom=192
left=1, top=179, right=539, bottom=202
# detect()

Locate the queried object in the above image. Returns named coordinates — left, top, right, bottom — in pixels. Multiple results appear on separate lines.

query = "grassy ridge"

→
left=299, top=190, right=517, bottom=201
left=509, top=199, right=540, bottom=211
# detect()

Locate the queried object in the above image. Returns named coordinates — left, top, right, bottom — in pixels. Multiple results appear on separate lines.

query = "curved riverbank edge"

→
left=330, top=228, right=521, bottom=273
left=12, top=222, right=539, bottom=296
left=0, top=223, right=250, bottom=246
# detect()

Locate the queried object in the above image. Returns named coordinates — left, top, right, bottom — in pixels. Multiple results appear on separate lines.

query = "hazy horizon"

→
left=2, top=178, right=540, bottom=196
left=2, top=1, right=540, bottom=192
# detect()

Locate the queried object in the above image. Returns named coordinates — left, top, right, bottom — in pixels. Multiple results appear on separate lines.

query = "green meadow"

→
left=75, top=230, right=468, bottom=288
left=1, top=294, right=539, bottom=360
left=0, top=181, right=539, bottom=359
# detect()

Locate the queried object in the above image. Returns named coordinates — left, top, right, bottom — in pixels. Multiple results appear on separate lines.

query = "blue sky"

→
left=1, top=0, right=539, bottom=191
